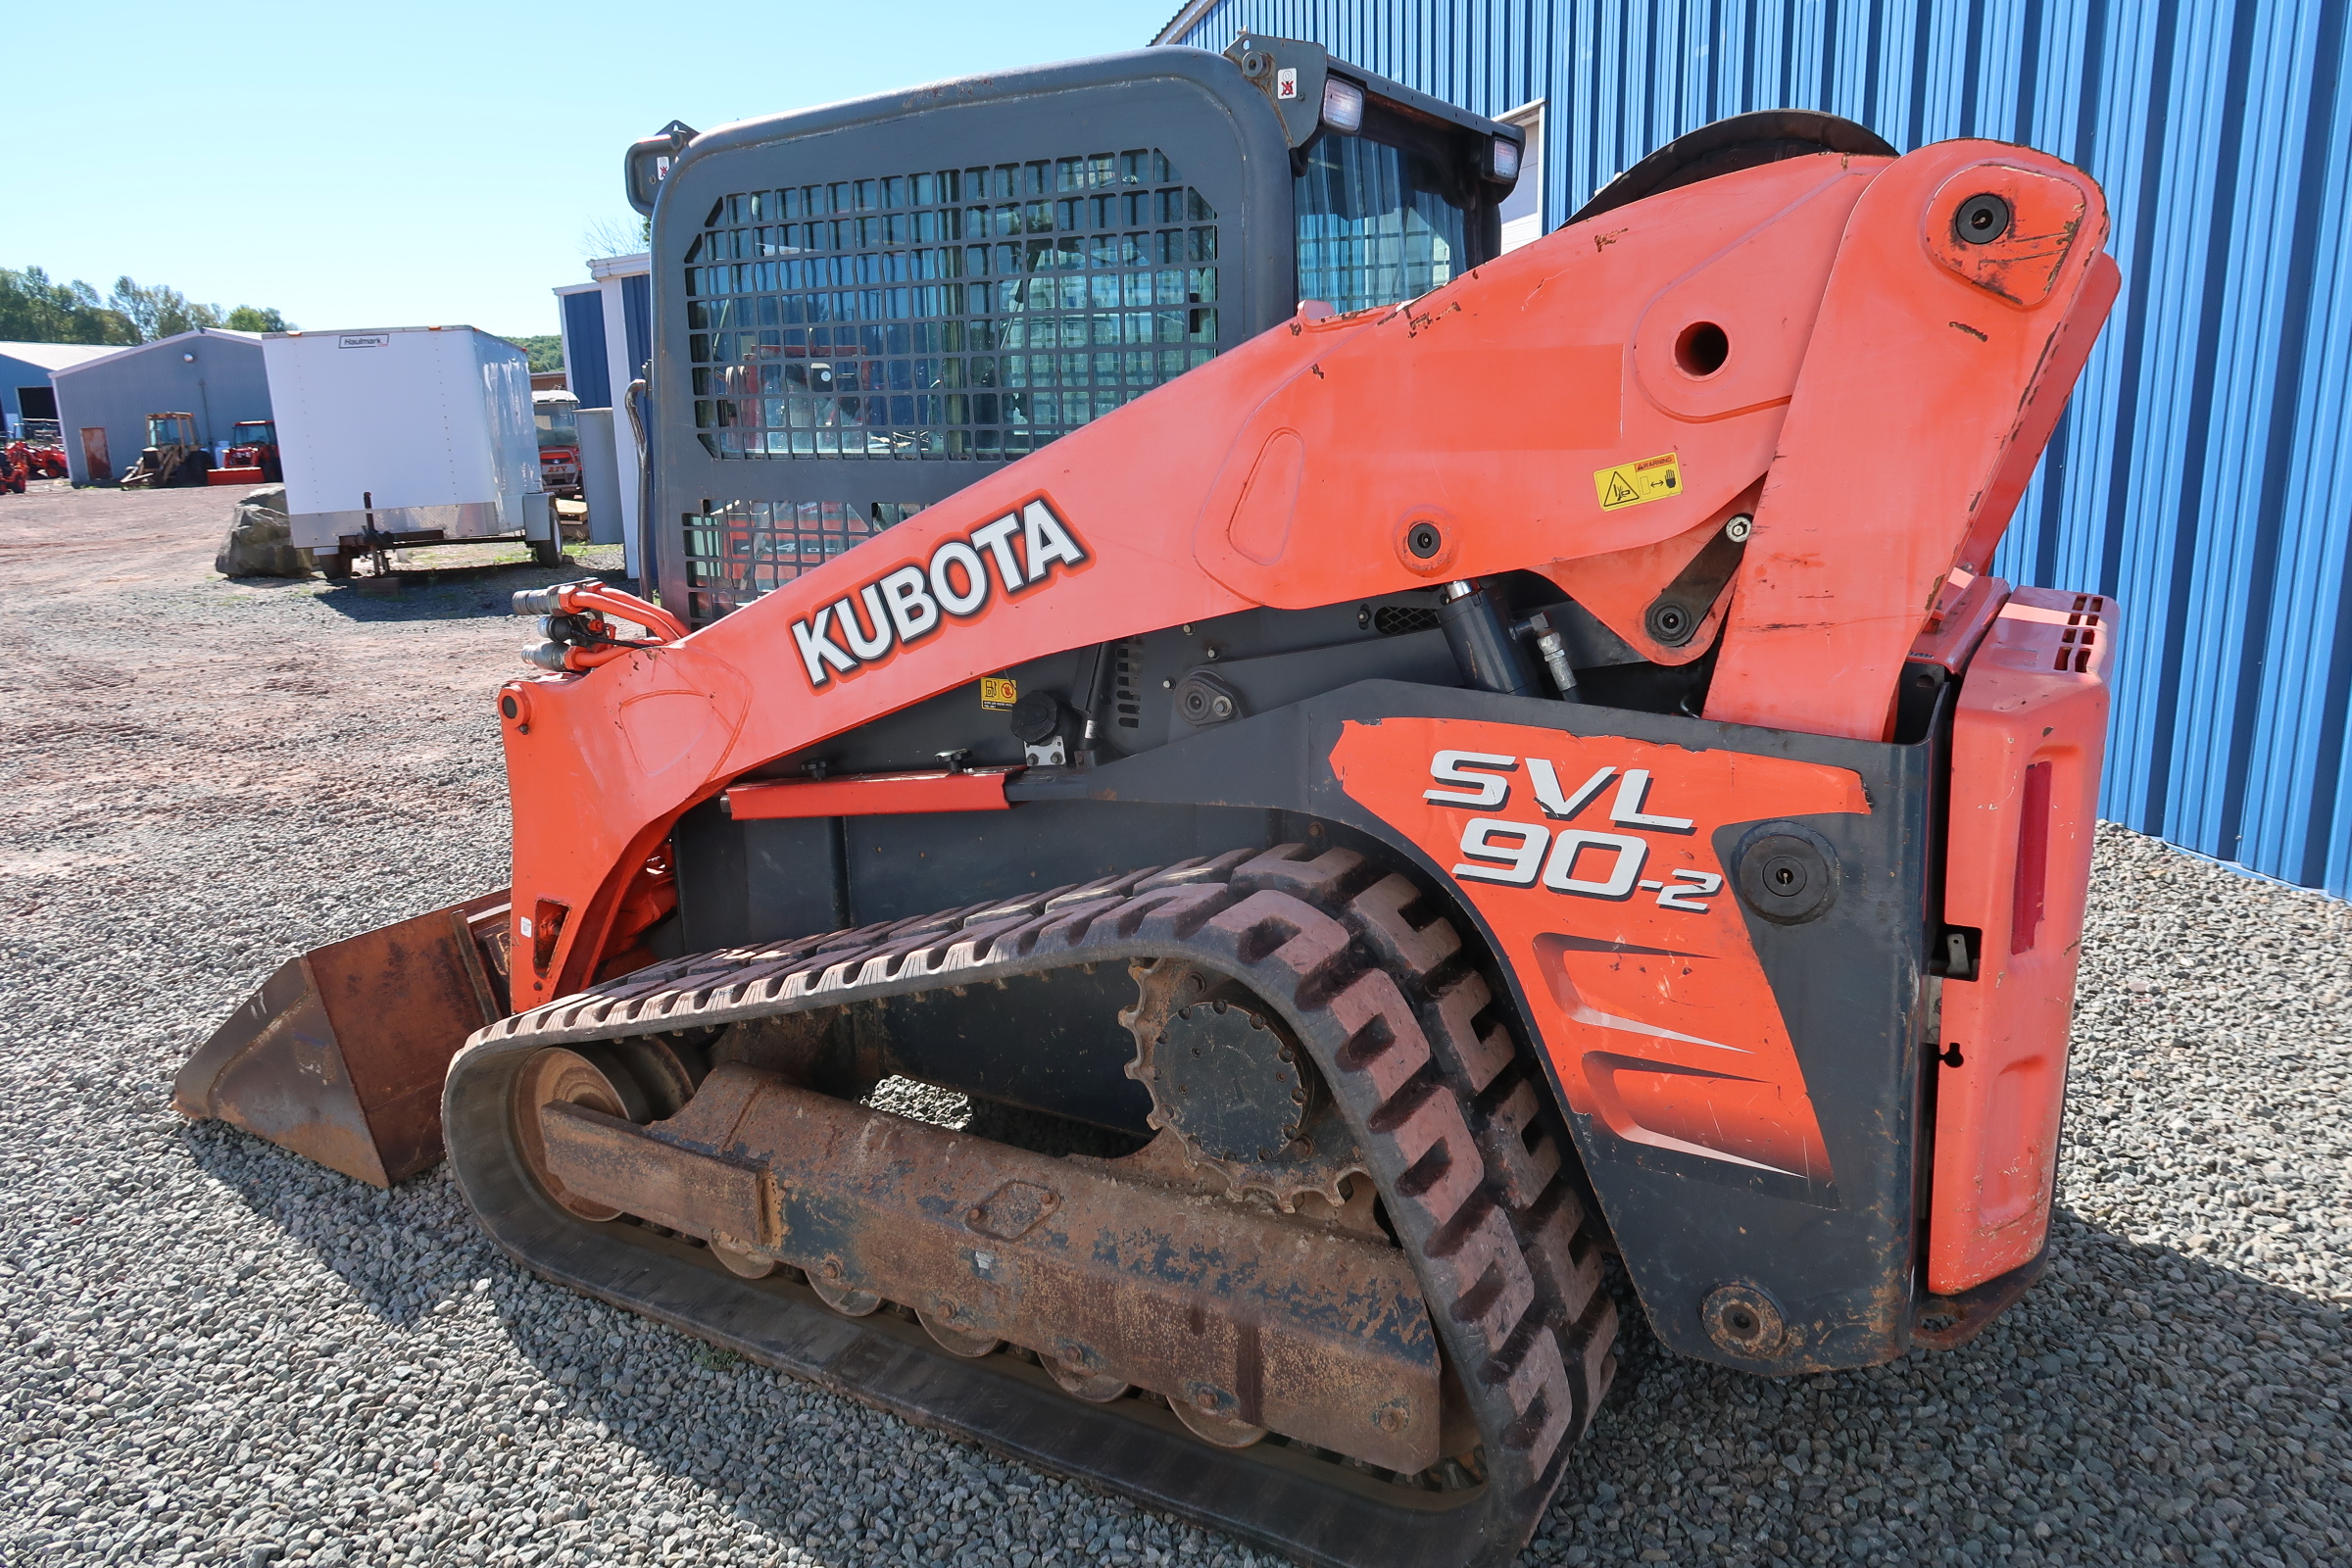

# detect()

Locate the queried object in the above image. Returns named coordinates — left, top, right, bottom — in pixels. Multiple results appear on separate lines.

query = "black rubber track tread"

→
left=447, top=844, right=1617, bottom=1568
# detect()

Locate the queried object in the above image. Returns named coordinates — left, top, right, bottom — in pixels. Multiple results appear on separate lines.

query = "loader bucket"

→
left=174, top=891, right=514, bottom=1187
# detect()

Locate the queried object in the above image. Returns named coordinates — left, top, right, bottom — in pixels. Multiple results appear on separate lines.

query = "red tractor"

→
left=209, top=420, right=283, bottom=485
left=228, top=420, right=281, bottom=481
left=1, top=438, right=67, bottom=493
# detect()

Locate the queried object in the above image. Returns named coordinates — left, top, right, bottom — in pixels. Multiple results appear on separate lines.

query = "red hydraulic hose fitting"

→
left=513, top=578, right=686, bottom=675
left=521, top=640, right=638, bottom=673
left=512, top=580, right=687, bottom=643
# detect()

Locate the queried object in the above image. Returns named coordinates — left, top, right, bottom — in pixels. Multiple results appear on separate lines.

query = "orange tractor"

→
left=1, top=431, right=69, bottom=493
left=177, top=39, right=2118, bottom=1568
left=207, top=419, right=282, bottom=485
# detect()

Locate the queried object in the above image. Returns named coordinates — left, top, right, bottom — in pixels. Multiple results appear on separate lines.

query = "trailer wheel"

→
left=530, top=537, right=564, bottom=567
left=317, top=551, right=352, bottom=580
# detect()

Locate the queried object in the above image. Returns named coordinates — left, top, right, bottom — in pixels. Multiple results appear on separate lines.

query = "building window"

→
left=685, top=151, right=1219, bottom=464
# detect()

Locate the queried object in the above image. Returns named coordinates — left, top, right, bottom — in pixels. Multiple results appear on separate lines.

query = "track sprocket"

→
left=1121, top=957, right=1370, bottom=1208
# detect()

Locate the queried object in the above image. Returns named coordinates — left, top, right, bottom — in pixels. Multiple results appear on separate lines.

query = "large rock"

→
left=214, top=486, right=315, bottom=578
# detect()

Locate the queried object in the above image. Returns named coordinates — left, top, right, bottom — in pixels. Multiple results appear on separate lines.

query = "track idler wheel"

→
left=512, top=1047, right=648, bottom=1221
left=607, top=1037, right=704, bottom=1116
left=514, top=1038, right=710, bottom=1226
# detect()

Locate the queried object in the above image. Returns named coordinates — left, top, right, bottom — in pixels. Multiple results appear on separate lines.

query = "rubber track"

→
left=452, top=844, right=1617, bottom=1568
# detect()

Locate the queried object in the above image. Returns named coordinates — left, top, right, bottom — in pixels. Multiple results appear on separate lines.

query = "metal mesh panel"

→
left=687, top=151, right=1220, bottom=463
left=682, top=499, right=926, bottom=620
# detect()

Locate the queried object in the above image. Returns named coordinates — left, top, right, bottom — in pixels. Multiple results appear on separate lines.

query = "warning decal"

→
left=980, top=675, right=1018, bottom=710
left=1593, top=451, right=1683, bottom=511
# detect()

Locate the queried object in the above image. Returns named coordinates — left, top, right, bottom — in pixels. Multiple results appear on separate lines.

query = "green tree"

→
left=109, top=277, right=223, bottom=340
left=224, top=305, right=291, bottom=332
left=4, top=267, right=291, bottom=343
left=0, top=267, right=138, bottom=344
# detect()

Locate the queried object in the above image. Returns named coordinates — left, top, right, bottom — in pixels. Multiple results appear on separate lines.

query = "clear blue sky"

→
left=17, top=0, right=1181, bottom=342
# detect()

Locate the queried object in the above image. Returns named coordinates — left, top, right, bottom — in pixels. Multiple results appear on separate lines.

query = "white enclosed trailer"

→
left=262, top=326, right=554, bottom=569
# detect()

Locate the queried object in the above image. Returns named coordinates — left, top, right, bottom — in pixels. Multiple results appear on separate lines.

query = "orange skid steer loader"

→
left=176, top=38, right=2120, bottom=1568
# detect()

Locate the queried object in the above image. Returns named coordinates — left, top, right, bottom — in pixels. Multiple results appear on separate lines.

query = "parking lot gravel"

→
left=2, top=486, right=2346, bottom=1568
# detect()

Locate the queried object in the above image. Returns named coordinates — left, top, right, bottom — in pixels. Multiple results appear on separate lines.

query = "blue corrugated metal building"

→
left=1157, top=0, right=2352, bottom=899
left=555, top=254, right=657, bottom=576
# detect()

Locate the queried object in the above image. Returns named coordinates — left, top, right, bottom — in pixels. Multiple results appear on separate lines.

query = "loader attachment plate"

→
left=174, top=891, right=514, bottom=1186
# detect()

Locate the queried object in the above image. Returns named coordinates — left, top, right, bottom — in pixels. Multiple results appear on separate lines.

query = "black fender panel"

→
left=1011, top=678, right=1943, bottom=1373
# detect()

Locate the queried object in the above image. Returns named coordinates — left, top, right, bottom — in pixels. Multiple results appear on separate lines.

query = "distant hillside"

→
left=507, top=334, right=564, bottom=373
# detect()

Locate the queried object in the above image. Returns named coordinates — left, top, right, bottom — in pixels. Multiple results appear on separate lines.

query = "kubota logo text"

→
left=1424, top=750, right=1724, bottom=911
left=791, top=497, right=1089, bottom=689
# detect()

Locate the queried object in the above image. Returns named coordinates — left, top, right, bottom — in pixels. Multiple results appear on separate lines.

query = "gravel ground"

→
left=1, top=486, right=2346, bottom=1568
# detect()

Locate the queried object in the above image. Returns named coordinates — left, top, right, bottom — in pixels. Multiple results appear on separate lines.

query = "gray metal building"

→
left=51, top=327, right=271, bottom=485
left=1159, top=0, right=2352, bottom=900
left=0, top=341, right=116, bottom=438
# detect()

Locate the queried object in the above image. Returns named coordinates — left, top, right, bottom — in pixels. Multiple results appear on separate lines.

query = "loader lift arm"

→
left=502, top=139, right=2113, bottom=1004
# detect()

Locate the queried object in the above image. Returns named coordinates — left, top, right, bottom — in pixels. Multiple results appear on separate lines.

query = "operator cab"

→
left=628, top=37, right=1525, bottom=623
left=532, top=390, right=579, bottom=448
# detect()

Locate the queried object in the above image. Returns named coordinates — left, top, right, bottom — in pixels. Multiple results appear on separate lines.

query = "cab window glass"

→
left=1295, top=134, right=1467, bottom=314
